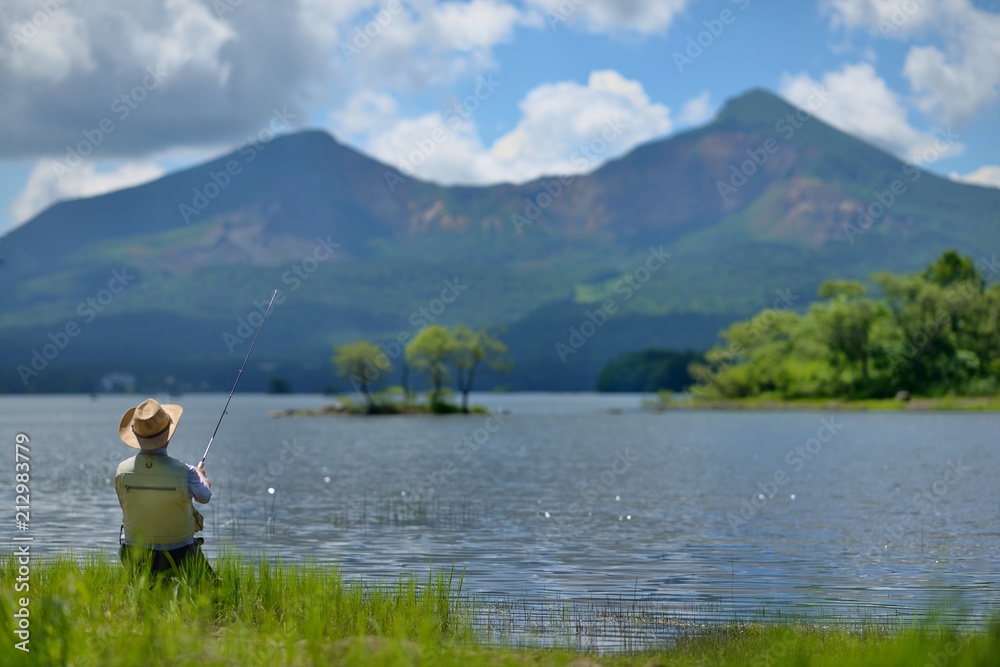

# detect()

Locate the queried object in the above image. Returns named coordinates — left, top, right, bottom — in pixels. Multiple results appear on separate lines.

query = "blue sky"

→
left=0, top=0, right=998, bottom=238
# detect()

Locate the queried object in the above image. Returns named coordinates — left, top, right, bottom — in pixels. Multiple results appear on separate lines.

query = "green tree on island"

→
left=406, top=325, right=453, bottom=408
left=333, top=326, right=510, bottom=413
left=451, top=325, right=510, bottom=413
left=333, top=341, right=389, bottom=411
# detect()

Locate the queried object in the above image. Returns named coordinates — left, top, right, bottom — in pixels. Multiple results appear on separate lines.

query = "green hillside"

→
left=1, top=88, right=998, bottom=393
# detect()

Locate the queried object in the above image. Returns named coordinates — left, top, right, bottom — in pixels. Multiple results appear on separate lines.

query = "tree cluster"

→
left=689, top=251, right=1000, bottom=399
left=333, top=325, right=509, bottom=413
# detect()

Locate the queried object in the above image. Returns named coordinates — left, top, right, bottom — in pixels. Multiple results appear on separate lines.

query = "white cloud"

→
left=822, top=0, right=1000, bottom=127
left=0, top=0, right=328, bottom=158
left=951, top=165, right=1000, bottom=190
left=0, top=0, right=560, bottom=165
left=431, top=0, right=523, bottom=50
left=822, top=0, right=939, bottom=34
left=779, top=63, right=963, bottom=163
left=525, top=0, right=690, bottom=35
left=334, top=90, right=400, bottom=137
left=485, top=70, right=671, bottom=181
left=0, top=0, right=238, bottom=87
left=123, top=0, right=237, bottom=86
left=677, top=91, right=714, bottom=126
left=332, top=69, right=671, bottom=185
left=298, top=0, right=375, bottom=50
left=903, top=11, right=1000, bottom=126
left=1, top=1, right=94, bottom=83
left=337, top=0, right=524, bottom=90
left=366, top=111, right=492, bottom=181
left=10, top=160, right=164, bottom=224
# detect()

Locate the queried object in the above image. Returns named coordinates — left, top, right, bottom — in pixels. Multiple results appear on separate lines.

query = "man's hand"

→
left=196, top=463, right=211, bottom=488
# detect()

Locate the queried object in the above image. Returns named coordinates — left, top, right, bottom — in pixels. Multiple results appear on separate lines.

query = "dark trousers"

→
left=119, top=538, right=215, bottom=578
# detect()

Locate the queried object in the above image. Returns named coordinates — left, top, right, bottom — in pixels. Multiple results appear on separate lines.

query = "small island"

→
left=274, top=323, right=508, bottom=416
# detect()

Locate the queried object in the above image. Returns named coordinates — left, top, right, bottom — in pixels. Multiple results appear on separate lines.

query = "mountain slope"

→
left=1, top=88, right=998, bottom=393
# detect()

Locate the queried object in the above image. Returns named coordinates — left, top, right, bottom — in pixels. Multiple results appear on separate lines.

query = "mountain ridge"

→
left=2, top=88, right=998, bottom=393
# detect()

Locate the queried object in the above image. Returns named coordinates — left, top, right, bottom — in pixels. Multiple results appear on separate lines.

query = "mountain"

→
left=2, top=88, right=999, bottom=393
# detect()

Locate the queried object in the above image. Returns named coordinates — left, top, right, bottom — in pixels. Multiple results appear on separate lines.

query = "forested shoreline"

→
left=687, top=251, right=1000, bottom=400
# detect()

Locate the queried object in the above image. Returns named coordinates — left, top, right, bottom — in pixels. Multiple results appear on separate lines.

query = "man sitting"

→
left=115, top=398, right=214, bottom=577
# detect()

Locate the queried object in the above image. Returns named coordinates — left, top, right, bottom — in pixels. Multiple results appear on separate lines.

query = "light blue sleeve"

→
left=186, top=465, right=212, bottom=504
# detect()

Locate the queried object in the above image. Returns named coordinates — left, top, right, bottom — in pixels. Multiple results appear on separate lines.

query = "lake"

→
left=3, top=392, right=998, bottom=649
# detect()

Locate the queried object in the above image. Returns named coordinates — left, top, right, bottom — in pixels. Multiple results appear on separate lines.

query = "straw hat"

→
left=119, top=398, right=183, bottom=450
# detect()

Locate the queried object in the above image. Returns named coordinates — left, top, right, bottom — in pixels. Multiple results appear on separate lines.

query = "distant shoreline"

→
left=651, top=396, right=1000, bottom=411
left=270, top=402, right=491, bottom=417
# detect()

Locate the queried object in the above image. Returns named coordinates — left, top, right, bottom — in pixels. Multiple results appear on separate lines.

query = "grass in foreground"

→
left=1, top=553, right=997, bottom=666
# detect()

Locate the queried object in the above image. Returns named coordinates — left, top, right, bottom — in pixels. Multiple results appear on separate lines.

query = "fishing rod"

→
left=199, top=289, right=278, bottom=468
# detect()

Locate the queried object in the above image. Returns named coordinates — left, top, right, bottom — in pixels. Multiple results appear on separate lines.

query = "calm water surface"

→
left=2, top=393, right=998, bottom=646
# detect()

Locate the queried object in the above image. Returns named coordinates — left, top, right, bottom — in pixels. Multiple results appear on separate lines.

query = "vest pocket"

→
left=124, top=484, right=178, bottom=491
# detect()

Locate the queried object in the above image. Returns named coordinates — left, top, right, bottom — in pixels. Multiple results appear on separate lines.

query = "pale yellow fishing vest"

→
left=116, top=453, right=197, bottom=546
